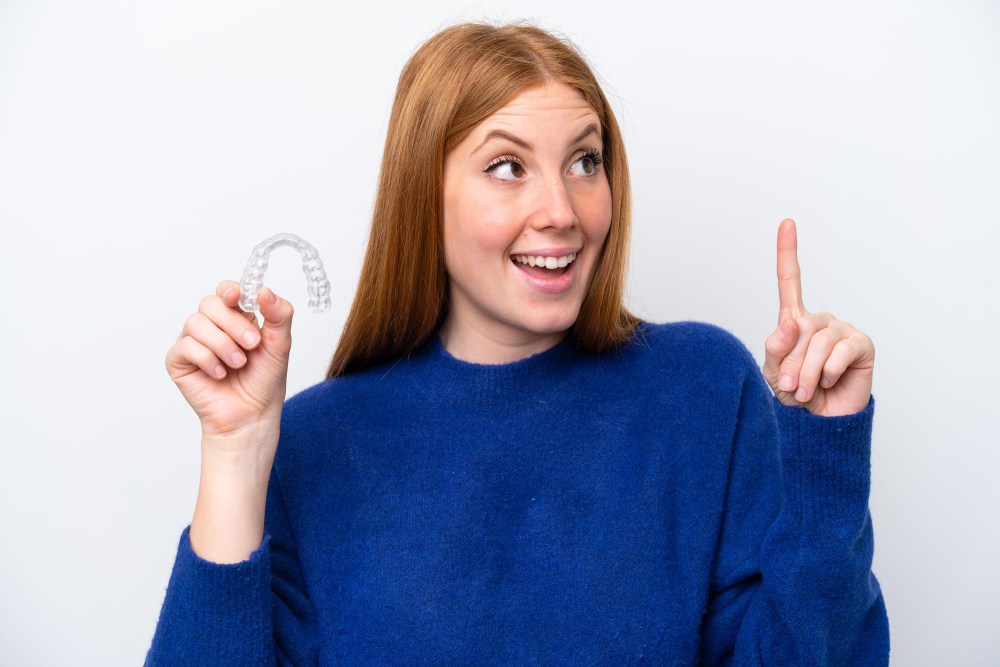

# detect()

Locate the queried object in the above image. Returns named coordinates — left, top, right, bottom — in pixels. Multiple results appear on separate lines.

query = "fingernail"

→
left=243, top=330, right=260, bottom=347
left=230, top=351, right=245, bottom=367
left=213, top=365, right=225, bottom=379
left=266, top=288, right=277, bottom=305
left=795, top=387, right=808, bottom=401
left=779, top=375, right=795, bottom=391
left=226, top=288, right=237, bottom=300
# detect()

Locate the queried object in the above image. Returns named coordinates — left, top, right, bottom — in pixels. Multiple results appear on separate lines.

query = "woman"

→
left=147, top=21, right=888, bottom=666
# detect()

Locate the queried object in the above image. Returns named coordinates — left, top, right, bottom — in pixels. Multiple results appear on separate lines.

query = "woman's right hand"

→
left=165, top=279, right=295, bottom=451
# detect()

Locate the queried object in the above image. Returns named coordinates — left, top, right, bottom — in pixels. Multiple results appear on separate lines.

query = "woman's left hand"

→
left=761, top=219, right=875, bottom=417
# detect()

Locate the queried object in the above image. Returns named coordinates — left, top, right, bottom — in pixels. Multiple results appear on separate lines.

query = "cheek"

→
left=581, top=182, right=613, bottom=242
left=449, top=201, right=522, bottom=256
left=442, top=215, right=513, bottom=289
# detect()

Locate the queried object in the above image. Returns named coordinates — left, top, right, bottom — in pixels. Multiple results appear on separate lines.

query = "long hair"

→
left=326, top=21, right=640, bottom=378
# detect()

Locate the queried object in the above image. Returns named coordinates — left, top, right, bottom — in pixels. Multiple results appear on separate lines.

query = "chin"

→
left=521, top=305, right=582, bottom=335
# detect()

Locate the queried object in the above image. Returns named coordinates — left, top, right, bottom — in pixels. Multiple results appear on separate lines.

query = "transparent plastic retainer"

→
left=238, top=233, right=332, bottom=313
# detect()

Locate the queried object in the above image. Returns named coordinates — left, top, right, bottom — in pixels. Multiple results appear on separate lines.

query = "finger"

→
left=199, top=293, right=262, bottom=351
left=792, top=321, right=852, bottom=403
left=181, top=311, right=248, bottom=370
left=776, top=218, right=806, bottom=319
left=819, top=339, right=854, bottom=390
left=217, top=280, right=258, bottom=324
left=166, top=335, right=227, bottom=380
left=762, top=316, right=798, bottom=383
left=256, top=286, right=294, bottom=353
left=777, top=311, right=836, bottom=393
left=819, top=333, right=870, bottom=389
left=216, top=279, right=240, bottom=301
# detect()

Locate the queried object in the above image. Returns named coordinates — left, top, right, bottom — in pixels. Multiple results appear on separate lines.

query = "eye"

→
left=569, top=149, right=604, bottom=177
left=483, top=155, right=526, bottom=182
left=482, top=149, right=604, bottom=182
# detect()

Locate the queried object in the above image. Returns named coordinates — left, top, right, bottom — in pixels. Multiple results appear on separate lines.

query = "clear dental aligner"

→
left=238, top=233, right=332, bottom=313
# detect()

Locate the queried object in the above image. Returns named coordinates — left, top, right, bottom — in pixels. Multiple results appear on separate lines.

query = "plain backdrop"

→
left=1, top=0, right=997, bottom=664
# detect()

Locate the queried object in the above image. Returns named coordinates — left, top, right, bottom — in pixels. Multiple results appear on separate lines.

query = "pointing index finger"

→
left=776, top=218, right=806, bottom=316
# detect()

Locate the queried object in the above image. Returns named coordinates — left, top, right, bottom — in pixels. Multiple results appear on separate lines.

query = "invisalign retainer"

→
left=238, top=233, right=332, bottom=313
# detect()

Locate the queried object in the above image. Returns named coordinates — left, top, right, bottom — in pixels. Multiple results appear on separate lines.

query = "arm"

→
left=699, top=350, right=889, bottom=666
left=144, top=462, right=319, bottom=666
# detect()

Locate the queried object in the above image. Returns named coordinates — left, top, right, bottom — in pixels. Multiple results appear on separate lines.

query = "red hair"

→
left=327, top=21, right=639, bottom=378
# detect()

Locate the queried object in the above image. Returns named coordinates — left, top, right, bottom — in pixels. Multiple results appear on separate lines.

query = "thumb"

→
left=256, top=286, right=294, bottom=354
left=762, top=316, right=798, bottom=385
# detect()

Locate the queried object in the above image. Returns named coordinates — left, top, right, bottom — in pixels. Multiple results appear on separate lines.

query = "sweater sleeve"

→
left=144, top=463, right=320, bottom=666
left=698, top=348, right=890, bottom=666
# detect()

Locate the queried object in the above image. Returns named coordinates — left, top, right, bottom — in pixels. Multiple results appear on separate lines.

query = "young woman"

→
left=148, top=21, right=888, bottom=666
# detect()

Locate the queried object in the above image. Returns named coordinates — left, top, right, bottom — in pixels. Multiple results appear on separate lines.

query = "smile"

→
left=509, top=252, right=577, bottom=294
left=511, top=253, right=576, bottom=268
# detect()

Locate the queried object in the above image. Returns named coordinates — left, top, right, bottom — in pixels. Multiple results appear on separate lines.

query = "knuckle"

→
left=199, top=294, right=218, bottom=312
left=832, top=335, right=851, bottom=353
left=829, top=321, right=850, bottom=337
left=813, top=329, right=838, bottom=351
left=174, top=336, right=196, bottom=363
left=779, top=358, right=799, bottom=376
left=858, top=332, right=875, bottom=358
left=183, top=312, right=203, bottom=333
left=822, top=358, right=843, bottom=377
left=796, top=315, right=816, bottom=335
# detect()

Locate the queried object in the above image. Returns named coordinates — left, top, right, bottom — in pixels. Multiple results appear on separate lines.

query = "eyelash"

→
left=483, top=148, right=605, bottom=181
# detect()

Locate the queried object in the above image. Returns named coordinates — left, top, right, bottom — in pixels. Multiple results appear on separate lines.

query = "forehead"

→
left=477, top=82, right=600, bottom=131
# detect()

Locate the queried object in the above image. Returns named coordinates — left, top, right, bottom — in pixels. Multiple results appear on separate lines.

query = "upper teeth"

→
left=512, top=253, right=577, bottom=268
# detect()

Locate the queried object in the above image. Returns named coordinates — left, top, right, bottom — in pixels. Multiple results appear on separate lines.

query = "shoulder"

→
left=624, top=319, right=758, bottom=372
left=577, top=319, right=762, bottom=406
left=619, top=320, right=770, bottom=421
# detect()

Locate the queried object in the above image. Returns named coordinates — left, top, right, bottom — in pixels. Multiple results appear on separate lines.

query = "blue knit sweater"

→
left=145, top=320, right=889, bottom=666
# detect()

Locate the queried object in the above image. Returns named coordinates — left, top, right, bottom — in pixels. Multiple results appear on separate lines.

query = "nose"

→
left=528, top=175, right=578, bottom=232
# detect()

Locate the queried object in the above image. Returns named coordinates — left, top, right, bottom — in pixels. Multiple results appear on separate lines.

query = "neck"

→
left=438, top=314, right=567, bottom=365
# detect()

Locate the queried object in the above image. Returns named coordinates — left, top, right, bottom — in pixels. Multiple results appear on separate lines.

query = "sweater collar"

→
left=416, top=330, right=579, bottom=407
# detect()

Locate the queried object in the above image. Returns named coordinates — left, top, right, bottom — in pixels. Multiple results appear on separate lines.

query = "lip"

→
left=510, top=254, right=577, bottom=294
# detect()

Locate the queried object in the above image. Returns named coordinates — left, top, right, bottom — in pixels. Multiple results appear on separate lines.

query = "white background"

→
left=1, top=1, right=997, bottom=664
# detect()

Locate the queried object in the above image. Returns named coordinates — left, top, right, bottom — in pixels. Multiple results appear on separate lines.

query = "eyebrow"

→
left=472, top=122, right=602, bottom=155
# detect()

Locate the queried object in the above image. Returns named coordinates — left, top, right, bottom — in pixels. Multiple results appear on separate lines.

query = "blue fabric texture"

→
left=145, top=320, right=889, bottom=666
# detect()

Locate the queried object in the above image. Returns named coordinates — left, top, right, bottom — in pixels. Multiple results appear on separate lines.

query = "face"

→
left=440, top=81, right=613, bottom=357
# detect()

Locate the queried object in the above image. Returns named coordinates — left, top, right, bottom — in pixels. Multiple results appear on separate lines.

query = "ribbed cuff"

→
left=147, top=526, right=273, bottom=665
left=176, top=523, right=272, bottom=602
left=773, top=394, right=876, bottom=531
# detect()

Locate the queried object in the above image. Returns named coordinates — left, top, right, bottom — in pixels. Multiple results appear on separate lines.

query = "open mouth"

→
left=510, top=252, right=576, bottom=279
